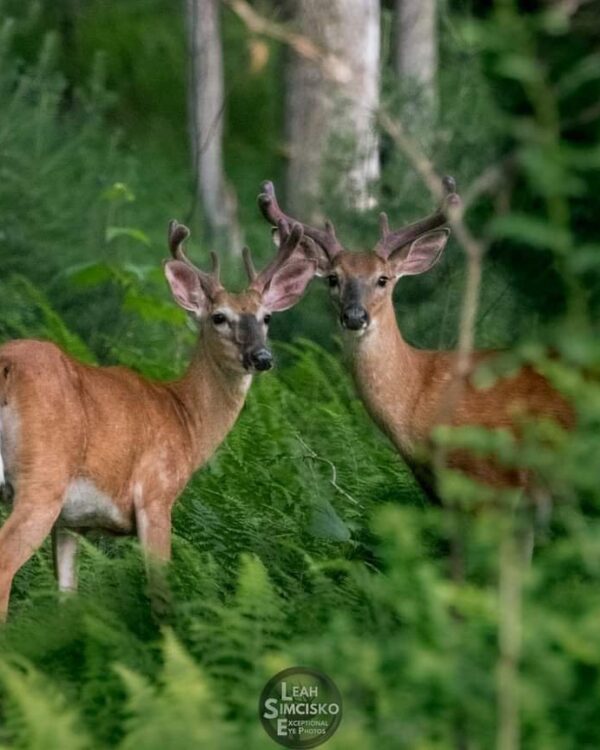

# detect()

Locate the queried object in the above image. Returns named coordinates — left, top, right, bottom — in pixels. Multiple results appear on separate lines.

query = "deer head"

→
left=258, top=178, right=460, bottom=334
left=164, top=220, right=316, bottom=372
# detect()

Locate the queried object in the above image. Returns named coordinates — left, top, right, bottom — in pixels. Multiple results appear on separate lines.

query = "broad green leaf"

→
left=495, top=54, right=541, bottom=84
left=567, top=244, right=600, bottom=274
left=489, top=213, right=572, bottom=253
left=556, top=53, right=600, bottom=98
left=106, top=226, right=151, bottom=246
left=63, top=260, right=114, bottom=287
left=101, top=181, right=135, bottom=203
left=123, top=288, right=184, bottom=323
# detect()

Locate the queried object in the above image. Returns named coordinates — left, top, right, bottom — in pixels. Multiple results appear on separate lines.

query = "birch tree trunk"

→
left=186, top=0, right=240, bottom=252
left=285, top=0, right=380, bottom=218
left=394, top=0, right=438, bottom=110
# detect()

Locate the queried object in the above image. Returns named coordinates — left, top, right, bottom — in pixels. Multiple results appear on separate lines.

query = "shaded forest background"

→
left=0, top=1, right=599, bottom=748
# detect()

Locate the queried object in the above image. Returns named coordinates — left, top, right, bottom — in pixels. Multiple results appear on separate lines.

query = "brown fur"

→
left=332, top=253, right=573, bottom=493
left=0, top=319, right=254, bottom=616
left=0, top=212, right=318, bottom=619
left=0, top=260, right=312, bottom=619
left=257, top=178, right=572, bottom=496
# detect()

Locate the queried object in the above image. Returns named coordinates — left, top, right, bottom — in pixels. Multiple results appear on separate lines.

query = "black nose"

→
left=341, top=305, right=369, bottom=330
left=248, top=348, right=273, bottom=372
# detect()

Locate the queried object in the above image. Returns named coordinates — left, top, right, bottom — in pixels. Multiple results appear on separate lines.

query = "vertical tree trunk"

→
left=186, top=0, right=240, bottom=252
left=285, top=0, right=380, bottom=218
left=394, top=0, right=438, bottom=109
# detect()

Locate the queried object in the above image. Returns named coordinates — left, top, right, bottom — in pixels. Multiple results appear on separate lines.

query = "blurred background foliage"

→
left=0, top=0, right=599, bottom=748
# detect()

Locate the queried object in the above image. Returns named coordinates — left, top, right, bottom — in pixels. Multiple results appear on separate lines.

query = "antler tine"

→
left=379, top=212, right=390, bottom=239
left=209, top=251, right=220, bottom=284
left=168, top=220, right=191, bottom=261
left=167, top=220, right=223, bottom=295
left=442, top=175, right=457, bottom=194
left=301, top=235, right=319, bottom=263
left=374, top=176, right=461, bottom=259
left=242, top=246, right=257, bottom=282
left=258, top=181, right=343, bottom=260
left=250, top=220, right=305, bottom=293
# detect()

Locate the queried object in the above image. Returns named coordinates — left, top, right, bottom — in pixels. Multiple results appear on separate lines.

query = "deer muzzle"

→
left=341, top=305, right=369, bottom=331
left=244, top=347, right=273, bottom=372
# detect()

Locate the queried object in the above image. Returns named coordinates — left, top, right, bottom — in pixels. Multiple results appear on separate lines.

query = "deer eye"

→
left=211, top=313, right=227, bottom=325
left=327, top=275, right=339, bottom=288
left=263, top=314, right=272, bottom=325
left=377, top=276, right=389, bottom=288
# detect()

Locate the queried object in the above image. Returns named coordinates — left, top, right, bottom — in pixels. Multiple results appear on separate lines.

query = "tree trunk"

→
left=285, top=0, right=380, bottom=218
left=186, top=0, right=241, bottom=253
left=394, top=0, right=438, bottom=109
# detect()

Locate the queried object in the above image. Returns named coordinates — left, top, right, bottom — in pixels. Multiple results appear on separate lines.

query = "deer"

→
left=258, top=178, right=573, bottom=499
left=0, top=218, right=316, bottom=620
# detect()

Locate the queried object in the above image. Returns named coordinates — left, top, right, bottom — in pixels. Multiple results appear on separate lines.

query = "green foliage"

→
left=117, top=631, right=234, bottom=750
left=0, top=660, right=90, bottom=750
left=0, top=2, right=598, bottom=749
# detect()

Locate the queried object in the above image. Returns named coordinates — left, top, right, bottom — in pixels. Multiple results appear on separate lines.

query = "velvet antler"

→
left=258, top=181, right=343, bottom=262
left=373, top=177, right=460, bottom=259
left=168, top=220, right=223, bottom=297
left=243, top=219, right=309, bottom=293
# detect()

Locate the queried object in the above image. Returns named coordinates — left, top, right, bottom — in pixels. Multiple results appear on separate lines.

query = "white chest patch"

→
left=0, top=404, right=20, bottom=485
left=0, top=414, right=5, bottom=486
left=60, top=478, right=128, bottom=531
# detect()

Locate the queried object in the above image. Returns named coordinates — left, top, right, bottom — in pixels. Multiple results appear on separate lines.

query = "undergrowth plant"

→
left=0, top=2, right=598, bottom=750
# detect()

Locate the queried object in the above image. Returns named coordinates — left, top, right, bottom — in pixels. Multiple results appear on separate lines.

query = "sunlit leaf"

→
left=106, top=226, right=151, bottom=246
left=123, top=288, right=184, bottom=323
left=101, top=181, right=135, bottom=203
left=63, top=261, right=114, bottom=287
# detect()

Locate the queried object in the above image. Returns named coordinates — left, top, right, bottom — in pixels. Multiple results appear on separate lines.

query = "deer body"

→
left=258, top=179, right=572, bottom=493
left=0, top=337, right=250, bottom=614
left=344, top=297, right=571, bottom=485
left=0, top=337, right=249, bottom=529
left=0, top=220, right=315, bottom=619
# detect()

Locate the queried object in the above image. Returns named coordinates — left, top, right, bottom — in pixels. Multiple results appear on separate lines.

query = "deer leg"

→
left=53, top=527, right=79, bottom=594
left=134, top=498, right=173, bottom=620
left=135, top=499, right=172, bottom=563
left=0, top=492, right=64, bottom=620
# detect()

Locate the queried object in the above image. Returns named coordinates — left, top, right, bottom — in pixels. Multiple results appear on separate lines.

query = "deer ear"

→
left=164, top=260, right=208, bottom=317
left=390, top=229, right=450, bottom=277
left=262, top=259, right=316, bottom=312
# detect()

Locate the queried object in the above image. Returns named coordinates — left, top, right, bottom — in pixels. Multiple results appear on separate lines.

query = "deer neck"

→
left=169, top=339, right=252, bottom=470
left=343, top=298, right=426, bottom=456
